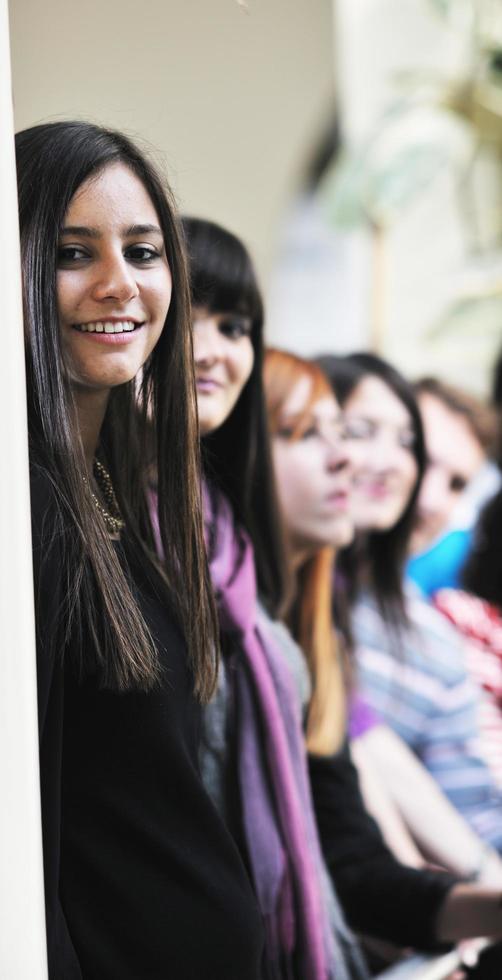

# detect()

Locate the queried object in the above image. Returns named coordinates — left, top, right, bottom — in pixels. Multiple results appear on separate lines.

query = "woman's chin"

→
left=197, top=402, right=231, bottom=437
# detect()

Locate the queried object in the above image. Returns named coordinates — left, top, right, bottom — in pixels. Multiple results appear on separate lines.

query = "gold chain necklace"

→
left=84, top=460, right=125, bottom=537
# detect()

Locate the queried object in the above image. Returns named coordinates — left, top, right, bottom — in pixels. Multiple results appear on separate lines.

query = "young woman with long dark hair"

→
left=319, top=352, right=502, bottom=854
left=180, top=217, right=370, bottom=979
left=19, top=122, right=263, bottom=980
left=181, top=220, right=502, bottom=977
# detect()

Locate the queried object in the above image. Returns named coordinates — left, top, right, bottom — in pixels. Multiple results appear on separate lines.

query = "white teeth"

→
left=76, top=319, right=137, bottom=333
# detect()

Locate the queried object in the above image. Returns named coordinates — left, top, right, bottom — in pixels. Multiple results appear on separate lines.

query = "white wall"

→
left=10, top=0, right=334, bottom=294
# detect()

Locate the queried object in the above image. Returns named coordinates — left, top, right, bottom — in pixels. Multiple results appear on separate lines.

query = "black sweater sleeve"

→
left=309, top=741, right=460, bottom=950
left=30, top=466, right=83, bottom=980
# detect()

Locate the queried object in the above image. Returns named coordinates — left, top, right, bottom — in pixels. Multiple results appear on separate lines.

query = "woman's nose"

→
left=368, top=431, right=403, bottom=473
left=193, top=319, right=225, bottom=365
left=326, top=438, right=351, bottom=474
left=91, top=253, right=139, bottom=303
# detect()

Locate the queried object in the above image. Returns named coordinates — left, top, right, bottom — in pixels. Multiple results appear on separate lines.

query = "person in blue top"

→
left=408, top=376, right=500, bottom=597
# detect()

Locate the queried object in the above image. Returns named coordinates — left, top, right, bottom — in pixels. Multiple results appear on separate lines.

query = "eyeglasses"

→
left=342, top=415, right=416, bottom=450
left=275, top=412, right=348, bottom=444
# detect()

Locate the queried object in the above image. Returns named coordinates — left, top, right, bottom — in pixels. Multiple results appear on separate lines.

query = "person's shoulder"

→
left=351, top=592, right=387, bottom=644
left=435, top=588, right=502, bottom=654
left=406, top=588, right=470, bottom=681
left=408, top=594, right=456, bottom=640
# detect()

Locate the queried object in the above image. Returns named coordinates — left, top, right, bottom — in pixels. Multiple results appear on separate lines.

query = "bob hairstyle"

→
left=264, top=348, right=347, bottom=754
left=318, top=352, right=426, bottom=627
left=17, top=121, right=218, bottom=700
left=182, top=217, right=288, bottom=615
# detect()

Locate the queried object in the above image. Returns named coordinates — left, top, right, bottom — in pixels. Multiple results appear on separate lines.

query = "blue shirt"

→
left=407, top=529, right=472, bottom=597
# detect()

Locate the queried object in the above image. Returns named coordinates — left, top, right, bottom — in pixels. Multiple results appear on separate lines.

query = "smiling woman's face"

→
left=410, top=392, right=486, bottom=553
left=342, top=375, right=419, bottom=532
left=192, top=306, right=254, bottom=435
left=57, top=162, right=172, bottom=394
left=272, top=376, right=353, bottom=559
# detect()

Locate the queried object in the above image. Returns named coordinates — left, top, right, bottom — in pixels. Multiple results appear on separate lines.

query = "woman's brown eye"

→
left=125, top=246, right=160, bottom=263
left=220, top=318, right=252, bottom=340
left=57, top=246, right=89, bottom=264
left=300, top=427, right=318, bottom=440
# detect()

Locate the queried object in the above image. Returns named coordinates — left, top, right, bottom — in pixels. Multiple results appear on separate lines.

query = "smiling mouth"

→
left=72, top=320, right=144, bottom=334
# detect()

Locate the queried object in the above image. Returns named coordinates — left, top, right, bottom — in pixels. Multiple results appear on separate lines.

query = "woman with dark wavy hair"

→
left=319, top=352, right=502, bottom=852
left=317, top=352, right=426, bottom=628
left=19, top=122, right=262, bottom=980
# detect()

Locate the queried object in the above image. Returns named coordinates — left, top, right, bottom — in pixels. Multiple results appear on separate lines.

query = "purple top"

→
left=348, top=693, right=380, bottom=740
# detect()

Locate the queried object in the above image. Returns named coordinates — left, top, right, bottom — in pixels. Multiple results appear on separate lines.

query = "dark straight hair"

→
left=318, top=352, right=426, bottom=627
left=463, top=488, right=502, bottom=608
left=182, top=217, right=289, bottom=614
left=17, top=121, right=218, bottom=700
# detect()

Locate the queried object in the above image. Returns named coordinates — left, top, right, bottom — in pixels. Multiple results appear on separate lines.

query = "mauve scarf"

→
left=203, top=483, right=332, bottom=979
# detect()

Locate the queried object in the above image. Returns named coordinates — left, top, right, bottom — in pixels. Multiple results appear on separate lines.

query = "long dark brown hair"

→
left=182, top=217, right=289, bottom=615
left=318, top=352, right=426, bottom=629
left=17, top=121, right=218, bottom=701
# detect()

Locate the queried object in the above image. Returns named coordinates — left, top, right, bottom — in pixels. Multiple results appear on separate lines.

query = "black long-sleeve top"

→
left=309, top=743, right=459, bottom=950
left=32, top=467, right=263, bottom=980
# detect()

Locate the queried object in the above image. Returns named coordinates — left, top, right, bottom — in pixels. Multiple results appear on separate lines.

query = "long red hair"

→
left=264, top=348, right=346, bottom=755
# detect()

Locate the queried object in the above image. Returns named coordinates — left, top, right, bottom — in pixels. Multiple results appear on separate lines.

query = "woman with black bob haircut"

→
left=19, top=122, right=263, bottom=980
left=179, top=218, right=348, bottom=978
left=182, top=216, right=289, bottom=614
left=317, top=352, right=426, bottom=629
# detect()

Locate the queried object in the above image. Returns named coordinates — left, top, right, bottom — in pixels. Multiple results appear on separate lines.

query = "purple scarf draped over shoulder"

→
left=149, top=484, right=331, bottom=978
left=203, top=483, right=331, bottom=979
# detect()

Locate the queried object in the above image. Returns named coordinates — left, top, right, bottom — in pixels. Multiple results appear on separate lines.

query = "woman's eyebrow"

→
left=60, top=225, right=101, bottom=238
left=124, top=223, right=163, bottom=237
left=59, top=223, right=163, bottom=238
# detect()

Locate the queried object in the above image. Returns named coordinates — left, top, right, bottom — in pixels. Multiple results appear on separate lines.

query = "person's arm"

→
left=309, top=740, right=459, bottom=949
left=354, top=594, right=502, bottom=856
left=437, top=884, right=502, bottom=942
left=350, top=732, right=426, bottom=868
left=310, top=740, right=502, bottom=950
left=353, top=725, right=502, bottom=885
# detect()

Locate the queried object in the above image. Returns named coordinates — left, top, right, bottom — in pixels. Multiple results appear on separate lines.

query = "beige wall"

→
left=10, top=0, right=334, bottom=289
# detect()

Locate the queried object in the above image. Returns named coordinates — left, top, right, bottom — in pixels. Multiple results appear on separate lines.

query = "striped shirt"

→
left=434, top=588, right=502, bottom=791
left=353, top=585, right=502, bottom=851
